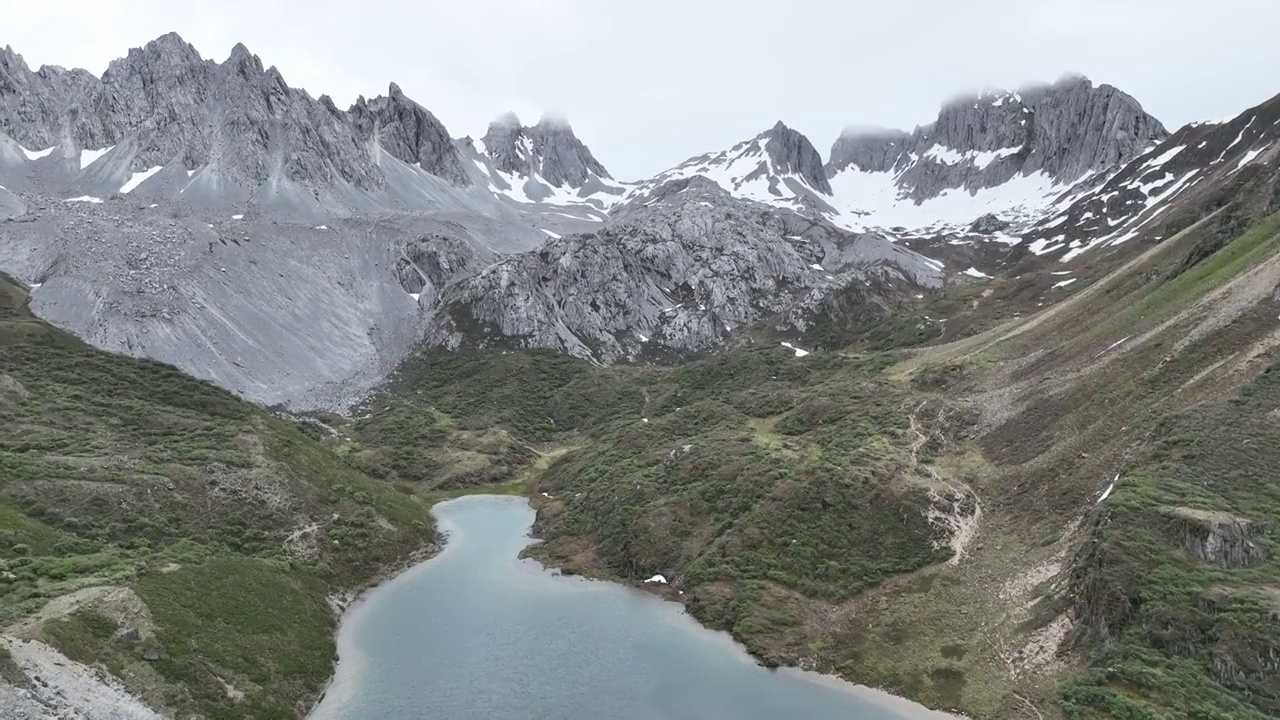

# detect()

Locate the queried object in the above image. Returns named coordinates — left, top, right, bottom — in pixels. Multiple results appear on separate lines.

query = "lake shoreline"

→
left=521, top=495, right=971, bottom=719
left=310, top=494, right=965, bottom=720
left=302, top=535, right=441, bottom=717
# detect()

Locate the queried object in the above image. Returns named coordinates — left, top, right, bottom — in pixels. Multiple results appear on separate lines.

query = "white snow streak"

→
left=780, top=342, right=810, bottom=357
left=20, top=145, right=54, bottom=161
left=970, top=146, right=1022, bottom=169
left=1097, top=482, right=1115, bottom=504
left=79, top=146, right=113, bottom=169
left=1234, top=148, right=1264, bottom=171
left=924, top=145, right=965, bottom=165
left=962, top=266, right=992, bottom=279
left=1141, top=145, right=1185, bottom=170
left=120, top=166, right=163, bottom=194
left=541, top=229, right=561, bottom=239
left=64, top=196, right=104, bottom=204
left=1052, top=278, right=1078, bottom=289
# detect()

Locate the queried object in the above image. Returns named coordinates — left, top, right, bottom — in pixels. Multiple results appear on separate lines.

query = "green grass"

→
left=364, top=345, right=952, bottom=651
left=136, top=557, right=333, bottom=718
left=1083, top=212, right=1280, bottom=349
left=1061, top=359, right=1280, bottom=719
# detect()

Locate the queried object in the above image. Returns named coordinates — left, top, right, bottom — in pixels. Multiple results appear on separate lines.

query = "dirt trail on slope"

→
left=906, top=401, right=982, bottom=565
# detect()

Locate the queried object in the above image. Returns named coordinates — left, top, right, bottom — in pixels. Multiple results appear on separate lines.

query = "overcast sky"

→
left=9, top=1, right=1280, bottom=180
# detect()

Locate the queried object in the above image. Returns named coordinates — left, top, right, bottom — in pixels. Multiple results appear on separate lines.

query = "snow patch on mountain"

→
left=79, top=146, right=113, bottom=169
left=120, top=166, right=163, bottom=194
left=20, top=145, right=54, bottom=161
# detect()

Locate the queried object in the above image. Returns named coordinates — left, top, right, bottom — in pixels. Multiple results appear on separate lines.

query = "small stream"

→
left=310, top=495, right=959, bottom=720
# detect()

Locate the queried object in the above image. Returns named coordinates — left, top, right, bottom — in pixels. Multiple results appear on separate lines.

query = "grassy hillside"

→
left=349, top=195, right=1280, bottom=718
left=0, top=275, right=434, bottom=718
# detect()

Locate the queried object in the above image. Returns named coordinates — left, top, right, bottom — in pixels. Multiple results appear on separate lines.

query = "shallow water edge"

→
left=310, top=494, right=965, bottom=720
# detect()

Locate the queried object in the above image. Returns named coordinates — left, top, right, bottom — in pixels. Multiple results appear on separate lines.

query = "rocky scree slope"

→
left=0, top=198, right=531, bottom=409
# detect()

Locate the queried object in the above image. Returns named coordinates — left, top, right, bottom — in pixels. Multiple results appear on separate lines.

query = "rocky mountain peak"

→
left=534, top=113, right=571, bottom=130
left=760, top=121, right=831, bottom=194
left=479, top=111, right=611, bottom=188
left=824, top=74, right=1168, bottom=207
left=106, top=32, right=206, bottom=79
left=489, top=110, right=522, bottom=129
left=481, top=112, right=526, bottom=176
left=354, top=83, right=470, bottom=186
left=828, top=126, right=911, bottom=174
left=0, top=45, right=28, bottom=72
left=227, top=42, right=255, bottom=64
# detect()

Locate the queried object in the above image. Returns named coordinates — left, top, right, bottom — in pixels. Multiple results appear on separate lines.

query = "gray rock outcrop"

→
left=827, top=126, right=910, bottom=174
left=969, top=213, right=1010, bottom=234
left=423, top=177, right=941, bottom=359
left=0, top=45, right=101, bottom=149
left=1163, top=507, right=1268, bottom=568
left=349, top=83, right=470, bottom=186
left=827, top=76, right=1168, bottom=200
left=761, top=121, right=832, bottom=195
left=0, top=33, right=478, bottom=215
left=480, top=112, right=612, bottom=187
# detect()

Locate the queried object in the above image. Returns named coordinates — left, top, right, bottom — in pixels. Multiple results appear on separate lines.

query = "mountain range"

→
left=7, top=33, right=1274, bottom=410
left=3, top=32, right=1280, bottom=720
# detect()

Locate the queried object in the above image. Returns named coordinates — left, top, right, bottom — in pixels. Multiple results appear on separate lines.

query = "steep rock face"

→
left=827, top=127, right=910, bottom=174
left=1163, top=507, right=1268, bottom=568
left=828, top=76, right=1168, bottom=202
left=0, top=45, right=101, bottom=150
left=760, top=121, right=831, bottom=194
left=424, top=177, right=941, bottom=359
left=529, top=116, right=612, bottom=187
left=352, top=83, right=470, bottom=186
left=0, top=32, right=480, bottom=209
left=477, top=112, right=519, bottom=175
left=100, top=38, right=383, bottom=190
left=89, top=32, right=216, bottom=164
left=480, top=113, right=611, bottom=187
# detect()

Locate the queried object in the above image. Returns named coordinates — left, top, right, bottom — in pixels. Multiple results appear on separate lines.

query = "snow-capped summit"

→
left=463, top=112, right=624, bottom=209
left=622, top=77, right=1167, bottom=238
left=624, top=121, right=835, bottom=213
left=830, top=76, right=1167, bottom=203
